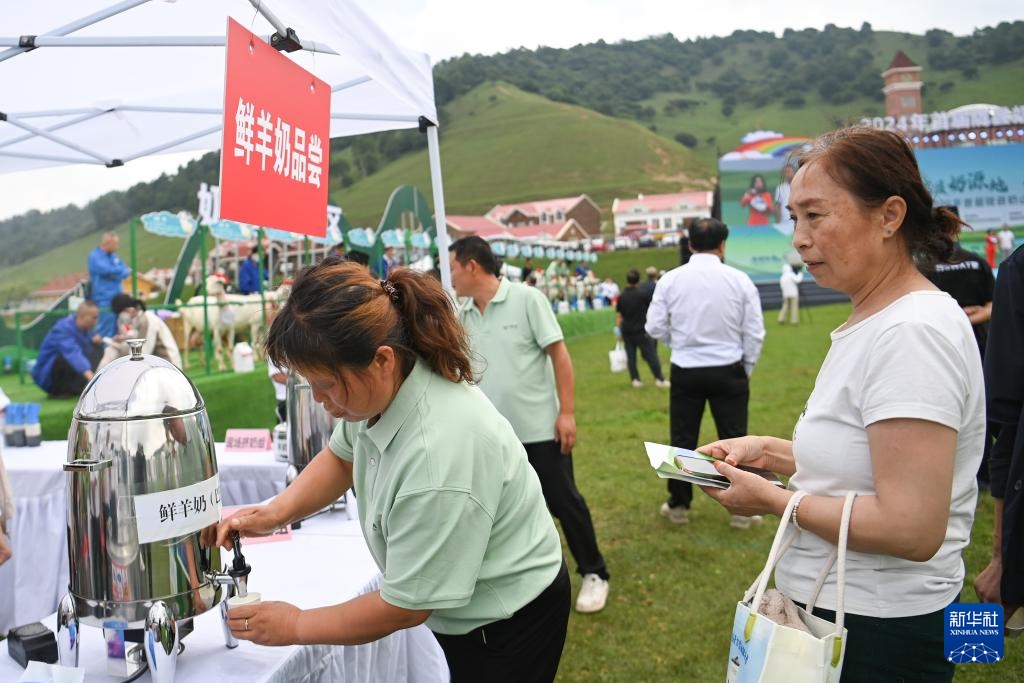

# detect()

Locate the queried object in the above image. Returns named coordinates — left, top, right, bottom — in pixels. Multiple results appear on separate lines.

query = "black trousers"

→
left=796, top=600, right=955, bottom=682
left=524, top=440, right=608, bottom=579
left=48, top=347, right=102, bottom=398
left=667, top=362, right=749, bottom=508
left=433, top=560, right=570, bottom=683
left=622, top=332, right=664, bottom=382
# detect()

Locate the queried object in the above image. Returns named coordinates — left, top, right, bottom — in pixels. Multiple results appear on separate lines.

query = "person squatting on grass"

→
left=697, top=127, right=984, bottom=682
left=207, top=262, right=570, bottom=683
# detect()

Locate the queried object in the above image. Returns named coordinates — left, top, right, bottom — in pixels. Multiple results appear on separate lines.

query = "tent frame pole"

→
left=423, top=121, right=451, bottom=292
left=2, top=114, right=112, bottom=164
left=0, top=0, right=149, bottom=64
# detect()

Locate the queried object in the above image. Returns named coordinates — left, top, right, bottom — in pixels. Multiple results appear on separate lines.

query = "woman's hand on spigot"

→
left=201, top=506, right=286, bottom=550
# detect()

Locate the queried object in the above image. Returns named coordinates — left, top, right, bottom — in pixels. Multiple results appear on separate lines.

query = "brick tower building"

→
left=882, top=51, right=923, bottom=118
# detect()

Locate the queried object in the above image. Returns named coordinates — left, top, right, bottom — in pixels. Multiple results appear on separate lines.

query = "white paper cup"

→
left=227, top=591, right=261, bottom=608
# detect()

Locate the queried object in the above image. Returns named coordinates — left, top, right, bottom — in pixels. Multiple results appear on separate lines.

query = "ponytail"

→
left=265, top=261, right=475, bottom=385
left=386, top=268, right=475, bottom=383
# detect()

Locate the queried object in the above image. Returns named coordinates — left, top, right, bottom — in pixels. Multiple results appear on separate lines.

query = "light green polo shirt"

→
left=458, top=278, right=564, bottom=444
left=328, top=358, right=562, bottom=635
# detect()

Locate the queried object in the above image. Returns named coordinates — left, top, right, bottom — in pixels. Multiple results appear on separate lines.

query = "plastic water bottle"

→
left=6, top=404, right=26, bottom=447
left=24, top=403, right=41, bottom=447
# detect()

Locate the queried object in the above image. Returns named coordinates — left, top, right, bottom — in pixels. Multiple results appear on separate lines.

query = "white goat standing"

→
left=178, top=275, right=289, bottom=371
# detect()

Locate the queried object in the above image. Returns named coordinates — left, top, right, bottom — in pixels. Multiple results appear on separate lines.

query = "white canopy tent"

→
left=0, top=0, right=452, bottom=286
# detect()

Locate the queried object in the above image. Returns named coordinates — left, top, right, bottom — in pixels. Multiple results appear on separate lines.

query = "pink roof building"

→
left=611, top=191, right=713, bottom=235
left=484, top=194, right=601, bottom=236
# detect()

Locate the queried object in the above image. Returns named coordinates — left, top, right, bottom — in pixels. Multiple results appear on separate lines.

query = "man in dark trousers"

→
left=974, top=243, right=1023, bottom=632
left=646, top=218, right=765, bottom=529
left=31, top=300, right=103, bottom=398
left=616, top=269, right=669, bottom=389
left=449, top=236, right=610, bottom=614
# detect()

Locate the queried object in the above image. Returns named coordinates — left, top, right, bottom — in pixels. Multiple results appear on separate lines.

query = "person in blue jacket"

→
left=88, top=231, right=131, bottom=337
left=239, top=251, right=263, bottom=295
left=31, top=301, right=104, bottom=398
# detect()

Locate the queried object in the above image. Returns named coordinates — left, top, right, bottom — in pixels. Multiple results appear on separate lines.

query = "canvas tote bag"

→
left=727, top=491, right=857, bottom=683
left=608, top=341, right=627, bottom=373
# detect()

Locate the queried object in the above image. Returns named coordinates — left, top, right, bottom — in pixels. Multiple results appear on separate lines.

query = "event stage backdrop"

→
left=717, top=137, right=1024, bottom=281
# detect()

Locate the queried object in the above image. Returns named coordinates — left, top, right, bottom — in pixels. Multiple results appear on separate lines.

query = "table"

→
left=0, top=441, right=289, bottom=633
left=0, top=510, right=449, bottom=682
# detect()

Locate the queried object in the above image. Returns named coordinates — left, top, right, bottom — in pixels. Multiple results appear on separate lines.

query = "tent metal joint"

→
left=106, top=158, right=123, bottom=168
left=18, top=35, right=36, bottom=50
left=418, top=115, right=436, bottom=133
left=269, top=27, right=301, bottom=53
left=0, top=112, right=6, bottom=122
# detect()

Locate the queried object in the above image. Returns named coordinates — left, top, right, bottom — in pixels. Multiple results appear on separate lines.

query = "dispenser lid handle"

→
left=126, top=338, right=146, bottom=359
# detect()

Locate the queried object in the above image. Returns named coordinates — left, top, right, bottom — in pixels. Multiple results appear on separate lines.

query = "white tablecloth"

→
left=0, top=510, right=449, bottom=682
left=0, top=440, right=289, bottom=633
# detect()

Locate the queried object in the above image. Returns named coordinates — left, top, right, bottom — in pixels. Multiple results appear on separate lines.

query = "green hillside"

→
left=641, top=32, right=1024, bottom=166
left=0, top=221, right=212, bottom=303
left=330, top=82, right=710, bottom=226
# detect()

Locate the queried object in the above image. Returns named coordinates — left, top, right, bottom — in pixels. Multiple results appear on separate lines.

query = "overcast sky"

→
left=1, top=0, right=1020, bottom=222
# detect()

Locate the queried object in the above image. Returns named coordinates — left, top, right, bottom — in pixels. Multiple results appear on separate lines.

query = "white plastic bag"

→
left=609, top=342, right=627, bottom=373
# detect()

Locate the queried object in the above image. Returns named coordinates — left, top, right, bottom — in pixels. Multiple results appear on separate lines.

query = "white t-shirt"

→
left=999, top=228, right=1015, bottom=251
left=776, top=291, right=984, bottom=618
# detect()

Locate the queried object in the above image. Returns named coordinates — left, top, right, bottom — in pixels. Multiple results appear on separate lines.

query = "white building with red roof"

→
left=447, top=215, right=589, bottom=243
left=611, top=191, right=713, bottom=236
left=485, top=194, right=601, bottom=236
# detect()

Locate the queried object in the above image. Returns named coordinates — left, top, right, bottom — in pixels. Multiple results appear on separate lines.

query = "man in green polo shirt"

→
left=450, top=236, right=610, bottom=614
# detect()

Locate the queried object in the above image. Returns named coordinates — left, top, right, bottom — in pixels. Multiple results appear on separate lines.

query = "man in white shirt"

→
left=645, top=218, right=765, bottom=528
left=998, top=224, right=1016, bottom=264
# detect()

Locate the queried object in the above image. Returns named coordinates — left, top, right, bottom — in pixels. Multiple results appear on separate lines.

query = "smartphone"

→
left=675, top=454, right=730, bottom=483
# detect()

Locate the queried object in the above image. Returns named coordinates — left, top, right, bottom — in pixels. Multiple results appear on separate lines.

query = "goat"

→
left=178, top=275, right=290, bottom=371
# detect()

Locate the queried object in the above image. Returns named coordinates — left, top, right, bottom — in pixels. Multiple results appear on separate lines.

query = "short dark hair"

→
left=449, top=236, right=499, bottom=276
left=111, top=293, right=144, bottom=316
left=343, top=250, right=370, bottom=267
left=690, top=218, right=729, bottom=251
left=626, top=269, right=640, bottom=285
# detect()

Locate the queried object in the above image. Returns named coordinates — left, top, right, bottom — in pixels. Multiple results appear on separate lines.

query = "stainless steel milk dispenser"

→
left=285, top=371, right=334, bottom=483
left=57, top=341, right=251, bottom=682
left=285, top=372, right=341, bottom=526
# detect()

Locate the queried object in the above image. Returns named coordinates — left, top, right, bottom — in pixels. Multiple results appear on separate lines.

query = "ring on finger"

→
left=244, top=618, right=249, bottom=631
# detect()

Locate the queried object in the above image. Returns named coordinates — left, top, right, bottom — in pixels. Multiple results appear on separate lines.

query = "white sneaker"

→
left=730, top=515, right=764, bottom=530
left=575, top=573, right=609, bottom=613
left=660, top=502, right=689, bottom=524
left=631, top=379, right=643, bottom=388
left=655, top=379, right=671, bottom=388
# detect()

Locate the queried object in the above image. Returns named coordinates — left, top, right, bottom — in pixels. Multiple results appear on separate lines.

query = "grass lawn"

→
left=2, top=301, right=1018, bottom=679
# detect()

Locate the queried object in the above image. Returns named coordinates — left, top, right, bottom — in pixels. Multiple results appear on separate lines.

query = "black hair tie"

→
left=380, top=279, right=399, bottom=302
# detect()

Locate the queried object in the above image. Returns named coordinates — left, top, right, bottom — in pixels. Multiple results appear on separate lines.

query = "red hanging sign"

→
left=220, top=18, right=330, bottom=237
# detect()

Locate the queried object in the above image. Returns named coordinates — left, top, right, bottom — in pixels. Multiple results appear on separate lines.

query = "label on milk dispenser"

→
left=134, top=474, right=222, bottom=544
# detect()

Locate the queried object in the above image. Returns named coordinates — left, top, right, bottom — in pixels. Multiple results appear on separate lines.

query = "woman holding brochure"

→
left=207, top=262, right=569, bottom=682
left=698, top=127, right=984, bottom=682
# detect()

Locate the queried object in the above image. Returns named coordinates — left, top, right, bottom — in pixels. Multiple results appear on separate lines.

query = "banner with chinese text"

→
left=220, top=18, right=330, bottom=237
left=917, top=144, right=1024, bottom=231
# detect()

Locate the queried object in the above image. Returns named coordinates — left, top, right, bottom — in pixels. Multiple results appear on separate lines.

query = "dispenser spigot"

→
left=227, top=531, right=252, bottom=598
